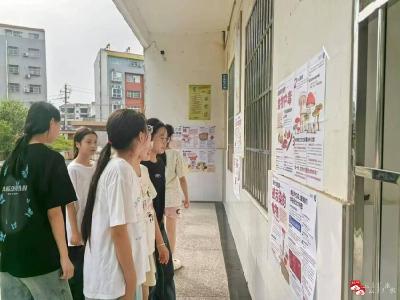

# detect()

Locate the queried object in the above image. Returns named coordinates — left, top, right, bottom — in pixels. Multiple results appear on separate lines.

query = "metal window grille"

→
left=28, top=66, right=41, bottom=76
left=7, top=46, right=19, bottom=56
left=8, top=83, right=20, bottom=93
left=227, top=60, right=235, bottom=172
left=8, top=65, right=19, bottom=74
left=243, top=0, right=273, bottom=209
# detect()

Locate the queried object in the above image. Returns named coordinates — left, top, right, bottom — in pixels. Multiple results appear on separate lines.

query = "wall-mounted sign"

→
left=222, top=73, right=228, bottom=90
left=189, top=85, right=211, bottom=120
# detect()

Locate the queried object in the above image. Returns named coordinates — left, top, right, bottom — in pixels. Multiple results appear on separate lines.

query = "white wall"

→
left=144, top=32, right=226, bottom=202
left=223, top=0, right=354, bottom=299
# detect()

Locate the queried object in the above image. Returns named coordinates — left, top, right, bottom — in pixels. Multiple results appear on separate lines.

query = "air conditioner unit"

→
left=23, top=52, right=29, bottom=57
left=23, top=87, right=30, bottom=93
left=25, top=74, right=31, bottom=79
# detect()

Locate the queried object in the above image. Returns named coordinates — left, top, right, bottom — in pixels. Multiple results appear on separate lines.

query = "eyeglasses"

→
left=147, top=125, right=153, bottom=135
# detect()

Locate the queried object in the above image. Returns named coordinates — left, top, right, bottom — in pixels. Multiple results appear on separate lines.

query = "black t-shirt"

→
left=0, top=144, right=77, bottom=278
left=141, top=158, right=165, bottom=224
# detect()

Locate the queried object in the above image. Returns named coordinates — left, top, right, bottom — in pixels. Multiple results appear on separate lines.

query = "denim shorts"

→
left=1, top=269, right=73, bottom=300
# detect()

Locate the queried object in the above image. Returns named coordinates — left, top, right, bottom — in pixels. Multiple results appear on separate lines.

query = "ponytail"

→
left=81, top=143, right=112, bottom=244
left=6, top=134, right=32, bottom=178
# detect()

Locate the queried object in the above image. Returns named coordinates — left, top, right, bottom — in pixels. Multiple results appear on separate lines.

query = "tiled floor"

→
left=174, top=202, right=251, bottom=300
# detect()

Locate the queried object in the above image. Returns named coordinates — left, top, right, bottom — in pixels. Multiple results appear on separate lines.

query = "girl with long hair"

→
left=66, top=127, right=97, bottom=300
left=0, top=101, right=76, bottom=300
left=81, top=109, right=150, bottom=300
left=142, top=118, right=176, bottom=300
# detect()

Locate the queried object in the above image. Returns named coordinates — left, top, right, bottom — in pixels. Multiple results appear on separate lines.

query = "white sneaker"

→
left=173, top=258, right=182, bottom=270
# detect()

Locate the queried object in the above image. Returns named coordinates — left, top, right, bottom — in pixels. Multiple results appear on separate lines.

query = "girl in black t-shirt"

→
left=0, top=102, right=76, bottom=300
left=142, top=118, right=176, bottom=300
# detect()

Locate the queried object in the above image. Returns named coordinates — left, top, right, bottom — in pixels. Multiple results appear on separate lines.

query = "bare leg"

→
left=166, top=216, right=177, bottom=254
left=142, top=284, right=149, bottom=300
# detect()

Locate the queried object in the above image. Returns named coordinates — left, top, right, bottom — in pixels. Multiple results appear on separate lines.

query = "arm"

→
left=111, top=224, right=136, bottom=299
left=48, top=206, right=74, bottom=279
left=154, top=216, right=169, bottom=264
left=66, top=203, right=82, bottom=245
left=179, top=176, right=190, bottom=208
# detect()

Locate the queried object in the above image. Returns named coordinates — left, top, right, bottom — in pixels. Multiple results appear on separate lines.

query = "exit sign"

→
left=222, top=73, right=228, bottom=90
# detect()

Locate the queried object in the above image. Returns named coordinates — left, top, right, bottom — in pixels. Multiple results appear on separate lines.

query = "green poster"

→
left=189, top=85, right=211, bottom=120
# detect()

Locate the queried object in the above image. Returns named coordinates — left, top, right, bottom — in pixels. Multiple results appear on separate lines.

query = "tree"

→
left=0, top=100, right=28, bottom=137
left=0, top=100, right=28, bottom=159
left=49, top=136, right=73, bottom=152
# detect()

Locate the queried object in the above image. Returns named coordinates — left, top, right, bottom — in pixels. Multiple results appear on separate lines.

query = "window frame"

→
left=8, top=64, right=19, bottom=75
left=243, top=0, right=274, bottom=209
left=8, top=83, right=20, bottom=93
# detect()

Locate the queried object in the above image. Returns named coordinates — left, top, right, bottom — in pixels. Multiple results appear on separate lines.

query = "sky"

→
left=0, top=0, right=143, bottom=107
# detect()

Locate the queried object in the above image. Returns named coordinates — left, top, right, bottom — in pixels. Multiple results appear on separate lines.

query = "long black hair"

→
left=147, top=118, right=168, bottom=165
left=73, top=127, right=97, bottom=158
left=5, top=101, right=60, bottom=178
left=81, top=109, right=147, bottom=244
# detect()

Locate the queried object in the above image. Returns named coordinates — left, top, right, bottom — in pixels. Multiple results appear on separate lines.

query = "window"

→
left=8, top=65, right=19, bottom=74
left=29, top=85, right=41, bottom=94
left=126, top=90, right=141, bottom=99
left=113, top=104, right=122, bottom=110
left=28, top=66, right=41, bottom=76
left=5, top=29, right=13, bottom=36
left=111, top=85, right=122, bottom=98
left=243, top=0, right=273, bottom=209
left=227, top=60, right=235, bottom=172
left=28, top=48, right=40, bottom=58
left=67, top=108, right=74, bottom=113
left=8, top=83, right=20, bottom=93
left=7, top=46, right=19, bottom=56
left=130, top=61, right=142, bottom=68
left=13, top=31, right=22, bottom=37
left=111, top=71, right=122, bottom=82
left=80, top=108, right=88, bottom=114
left=126, top=73, right=141, bottom=83
left=29, top=33, right=39, bottom=39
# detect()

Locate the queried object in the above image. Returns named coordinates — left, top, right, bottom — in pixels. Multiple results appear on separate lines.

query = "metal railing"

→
left=243, top=0, right=273, bottom=209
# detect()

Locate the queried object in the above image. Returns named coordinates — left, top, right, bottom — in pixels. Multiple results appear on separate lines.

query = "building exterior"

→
left=60, top=102, right=95, bottom=129
left=114, top=0, right=400, bottom=299
left=94, top=48, right=144, bottom=121
left=0, top=23, right=47, bottom=105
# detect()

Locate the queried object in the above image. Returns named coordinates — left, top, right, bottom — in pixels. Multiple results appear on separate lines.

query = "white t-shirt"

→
left=165, top=149, right=188, bottom=207
left=140, top=165, right=157, bottom=255
left=83, top=158, right=148, bottom=299
left=66, top=160, right=95, bottom=247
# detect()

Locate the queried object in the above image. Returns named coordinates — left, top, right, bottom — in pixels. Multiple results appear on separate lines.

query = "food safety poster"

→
left=269, top=173, right=317, bottom=300
left=189, top=85, right=211, bottom=120
left=276, top=50, right=326, bottom=189
left=171, top=125, right=216, bottom=173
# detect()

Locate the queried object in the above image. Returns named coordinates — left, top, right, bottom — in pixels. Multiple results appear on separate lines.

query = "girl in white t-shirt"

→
left=66, top=127, right=97, bottom=300
left=163, top=124, right=190, bottom=270
left=136, top=132, right=170, bottom=300
left=81, top=110, right=151, bottom=300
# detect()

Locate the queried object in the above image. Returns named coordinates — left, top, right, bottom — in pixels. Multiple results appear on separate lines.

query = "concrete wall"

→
left=0, top=27, right=47, bottom=104
left=223, top=0, right=354, bottom=299
left=144, top=32, right=226, bottom=202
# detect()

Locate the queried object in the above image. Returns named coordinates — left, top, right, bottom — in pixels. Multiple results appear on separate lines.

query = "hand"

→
left=157, top=244, right=170, bottom=264
left=60, top=256, right=74, bottom=280
left=183, top=198, right=190, bottom=209
left=70, top=231, right=83, bottom=246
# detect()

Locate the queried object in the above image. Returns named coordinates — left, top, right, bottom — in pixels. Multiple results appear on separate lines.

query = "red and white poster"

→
left=269, top=173, right=317, bottom=300
left=275, top=50, right=326, bottom=189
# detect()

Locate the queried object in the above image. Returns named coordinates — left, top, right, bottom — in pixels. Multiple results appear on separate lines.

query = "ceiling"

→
left=117, top=0, right=234, bottom=34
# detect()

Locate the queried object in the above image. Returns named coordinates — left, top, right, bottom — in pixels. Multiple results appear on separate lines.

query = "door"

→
left=352, top=0, right=400, bottom=299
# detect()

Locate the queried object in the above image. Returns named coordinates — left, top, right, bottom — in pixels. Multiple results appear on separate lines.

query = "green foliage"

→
left=49, top=136, right=73, bottom=152
left=0, top=100, right=28, bottom=159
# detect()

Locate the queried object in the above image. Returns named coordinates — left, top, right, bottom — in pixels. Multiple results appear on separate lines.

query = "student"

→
left=163, top=124, right=189, bottom=270
left=81, top=109, right=150, bottom=300
left=0, top=102, right=76, bottom=300
left=66, top=127, right=98, bottom=300
left=142, top=118, right=176, bottom=300
left=134, top=130, right=170, bottom=300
